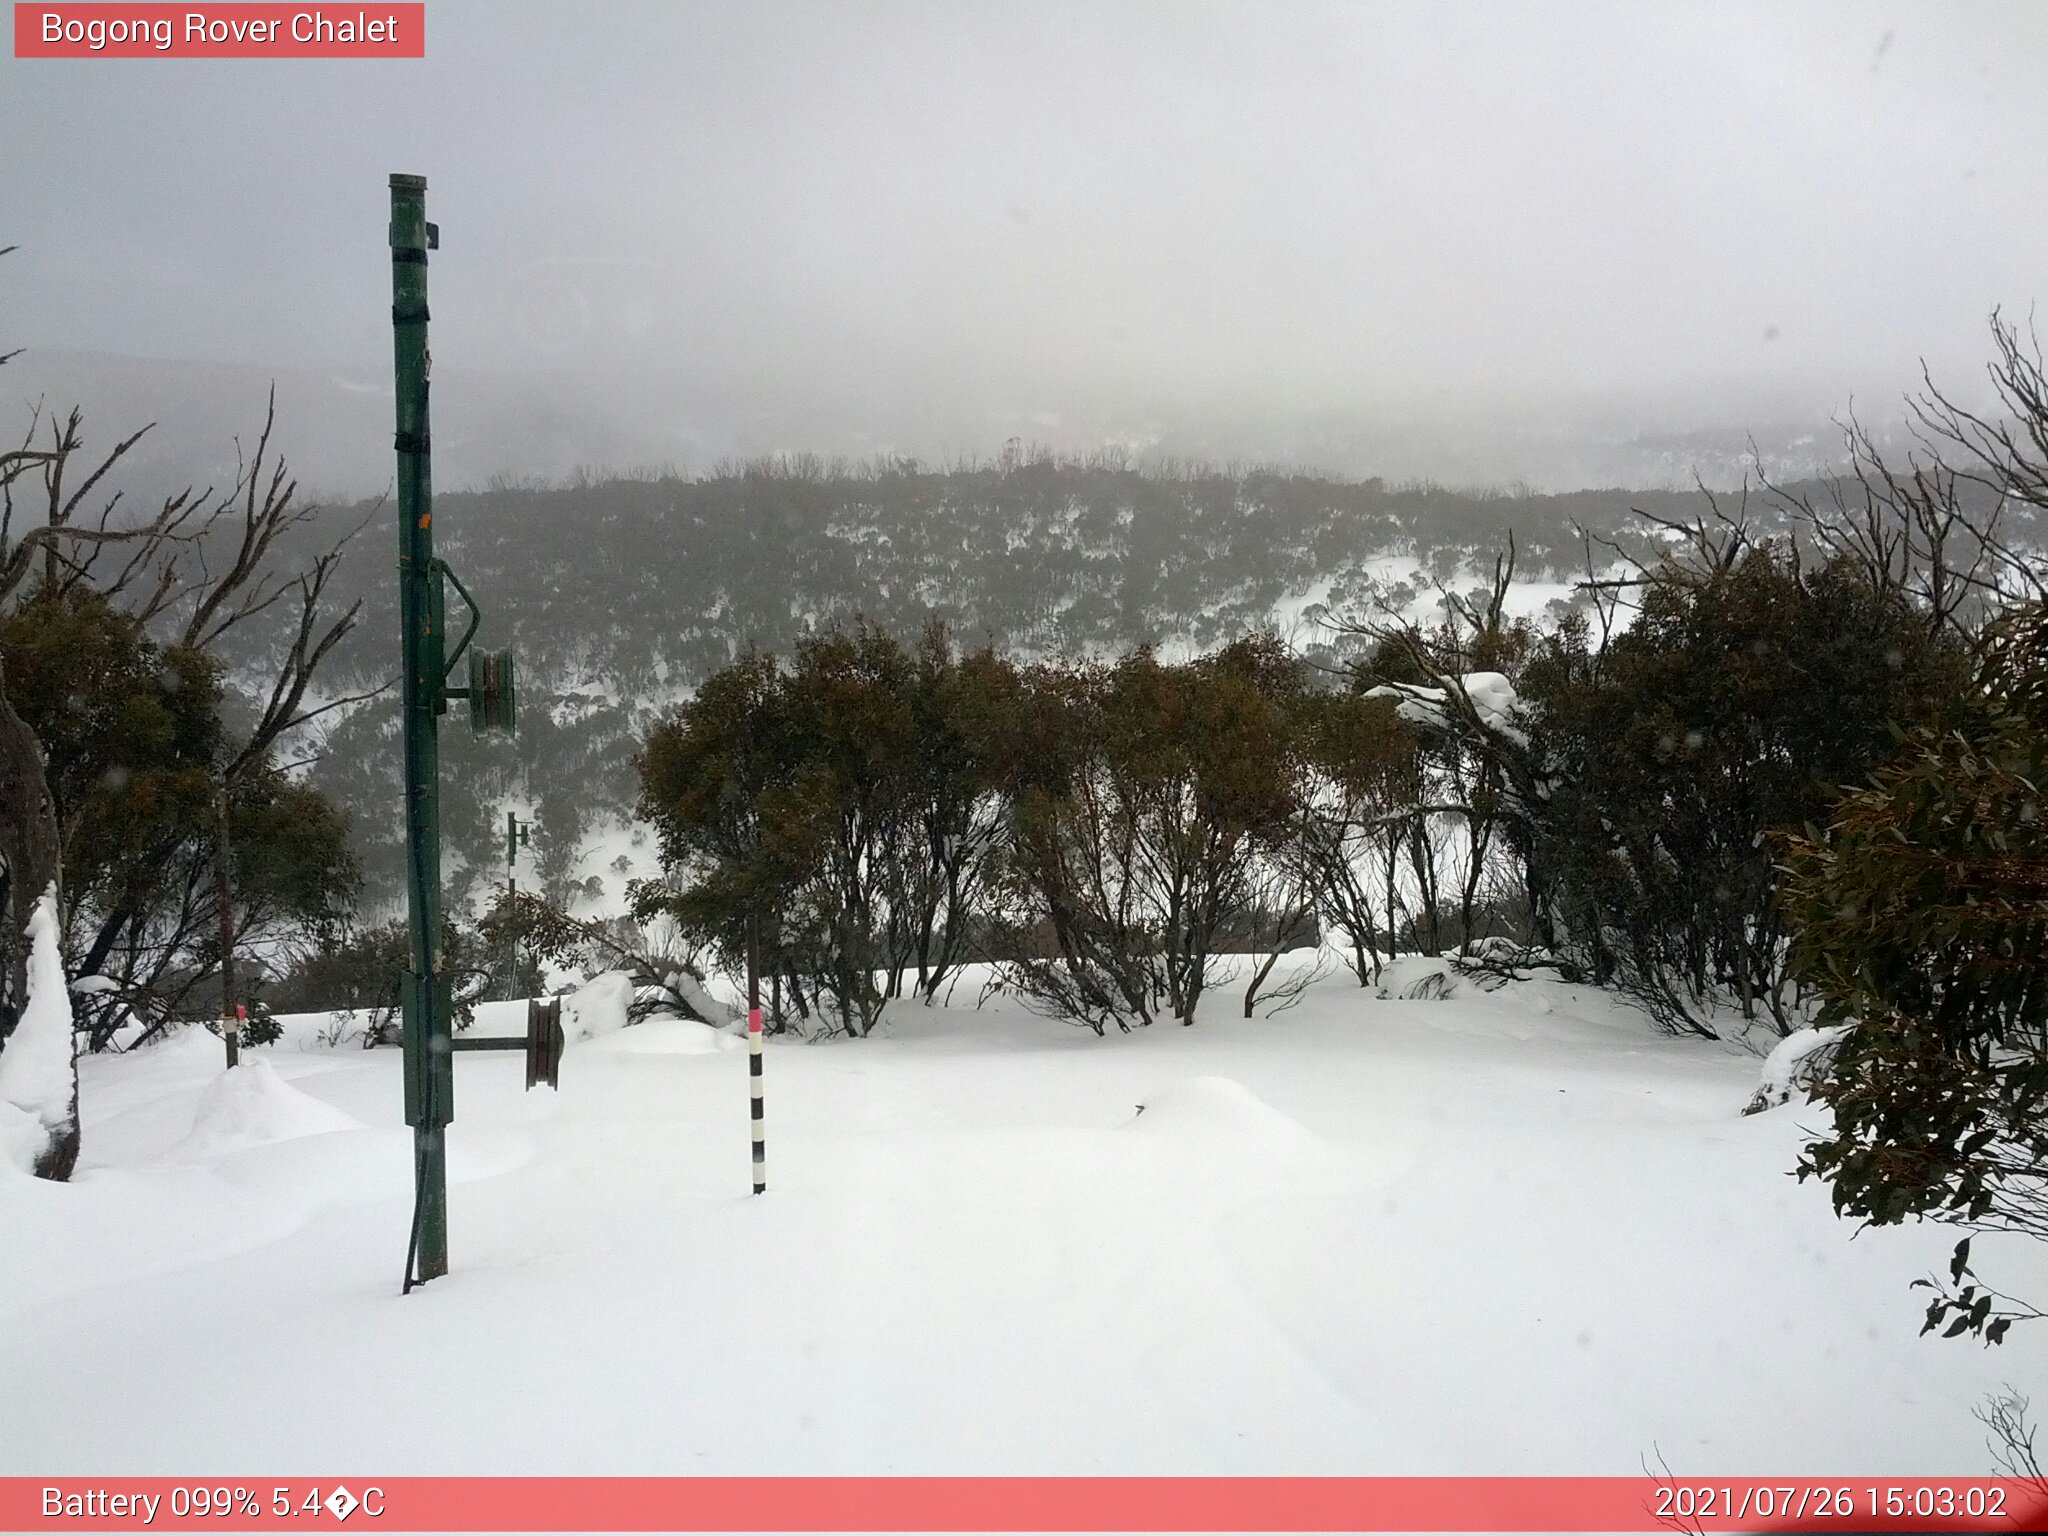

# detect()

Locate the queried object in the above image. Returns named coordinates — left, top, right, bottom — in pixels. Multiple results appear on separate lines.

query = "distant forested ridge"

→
left=284, top=453, right=1868, bottom=906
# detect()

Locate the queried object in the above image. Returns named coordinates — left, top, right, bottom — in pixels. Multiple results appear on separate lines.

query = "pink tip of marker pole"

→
left=748, top=1007, right=763, bottom=1034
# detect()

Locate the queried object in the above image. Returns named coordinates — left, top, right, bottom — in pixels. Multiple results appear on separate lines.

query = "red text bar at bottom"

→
left=7, top=1476, right=2045, bottom=1533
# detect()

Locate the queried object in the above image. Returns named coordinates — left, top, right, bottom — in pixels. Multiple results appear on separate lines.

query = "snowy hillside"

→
left=286, top=462, right=1789, bottom=907
left=2, top=956, right=2037, bottom=1479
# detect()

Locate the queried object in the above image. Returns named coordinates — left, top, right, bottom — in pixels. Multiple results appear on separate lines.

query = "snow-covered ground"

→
left=3, top=957, right=2040, bottom=1478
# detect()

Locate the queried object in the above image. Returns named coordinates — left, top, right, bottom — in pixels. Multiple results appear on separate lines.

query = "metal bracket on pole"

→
left=436, top=559, right=482, bottom=678
left=448, top=996, right=563, bottom=1091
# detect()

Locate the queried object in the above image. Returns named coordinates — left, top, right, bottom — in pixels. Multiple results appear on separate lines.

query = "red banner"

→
left=4, top=1477, right=2045, bottom=1532
left=13, top=4, right=424, bottom=58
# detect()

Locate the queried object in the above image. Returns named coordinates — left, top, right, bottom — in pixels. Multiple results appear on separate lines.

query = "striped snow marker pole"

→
left=747, top=912, right=766, bottom=1194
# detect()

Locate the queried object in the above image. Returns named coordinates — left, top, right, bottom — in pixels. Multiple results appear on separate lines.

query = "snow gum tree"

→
left=1000, top=637, right=1305, bottom=1031
left=636, top=649, right=808, bottom=1019
left=1518, top=545, right=1965, bottom=1034
left=1292, top=686, right=1418, bottom=986
left=1, top=262, right=364, bottom=1176
left=0, top=517, right=361, bottom=1054
left=1782, top=602, right=2048, bottom=1341
left=637, top=623, right=1013, bottom=1036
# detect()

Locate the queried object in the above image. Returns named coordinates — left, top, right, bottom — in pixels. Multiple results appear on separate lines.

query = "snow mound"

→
left=1743, top=1024, right=1851, bottom=1115
left=1130, top=1076, right=1314, bottom=1155
left=562, top=970, right=635, bottom=1045
left=586, top=1018, right=740, bottom=1056
left=176, top=1060, right=363, bottom=1160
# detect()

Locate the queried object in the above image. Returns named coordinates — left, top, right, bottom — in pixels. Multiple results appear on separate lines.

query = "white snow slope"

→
left=2, top=957, right=2040, bottom=1478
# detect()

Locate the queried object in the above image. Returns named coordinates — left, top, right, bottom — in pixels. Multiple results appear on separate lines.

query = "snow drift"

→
left=174, top=1059, right=364, bottom=1160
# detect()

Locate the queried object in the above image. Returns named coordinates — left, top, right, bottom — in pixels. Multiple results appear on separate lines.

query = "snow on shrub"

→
left=562, top=969, right=636, bottom=1044
left=1742, top=1024, right=1850, bottom=1116
left=664, top=969, right=738, bottom=1026
left=1364, top=670, right=1529, bottom=747
left=1374, top=955, right=1459, bottom=1001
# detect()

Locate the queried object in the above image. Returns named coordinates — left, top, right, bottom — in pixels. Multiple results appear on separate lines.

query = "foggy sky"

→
left=5, top=0, right=2047, bottom=490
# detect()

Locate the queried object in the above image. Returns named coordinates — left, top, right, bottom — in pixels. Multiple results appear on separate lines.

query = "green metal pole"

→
left=391, top=172, right=450, bottom=1287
